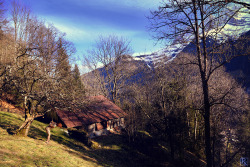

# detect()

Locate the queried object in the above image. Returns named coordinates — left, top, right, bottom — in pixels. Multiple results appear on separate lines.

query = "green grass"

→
left=0, top=111, right=100, bottom=167
left=0, top=111, right=174, bottom=167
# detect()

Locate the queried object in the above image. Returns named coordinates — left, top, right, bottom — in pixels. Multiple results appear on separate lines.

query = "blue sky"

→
left=6, top=0, right=164, bottom=59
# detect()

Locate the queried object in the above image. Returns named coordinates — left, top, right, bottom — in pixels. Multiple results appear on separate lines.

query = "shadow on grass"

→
left=0, top=112, right=23, bottom=135
left=0, top=111, right=175, bottom=166
left=0, top=111, right=48, bottom=140
left=61, top=141, right=161, bottom=167
left=59, top=133, right=173, bottom=167
left=0, top=123, right=19, bottom=135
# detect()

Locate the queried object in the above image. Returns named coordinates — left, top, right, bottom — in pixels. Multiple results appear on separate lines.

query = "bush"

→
left=67, top=128, right=91, bottom=146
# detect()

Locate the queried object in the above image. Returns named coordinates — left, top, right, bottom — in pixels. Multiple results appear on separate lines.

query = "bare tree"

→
left=4, top=1, right=78, bottom=136
left=174, top=53, right=249, bottom=164
left=9, top=19, right=56, bottom=135
left=0, top=0, right=8, bottom=38
left=84, top=35, right=133, bottom=103
left=148, top=1, right=249, bottom=166
left=0, top=0, right=12, bottom=82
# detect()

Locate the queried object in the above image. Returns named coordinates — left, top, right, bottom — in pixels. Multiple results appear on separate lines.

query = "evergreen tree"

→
left=72, top=64, right=84, bottom=90
left=55, top=38, right=72, bottom=80
left=54, top=38, right=73, bottom=99
left=72, top=64, right=85, bottom=98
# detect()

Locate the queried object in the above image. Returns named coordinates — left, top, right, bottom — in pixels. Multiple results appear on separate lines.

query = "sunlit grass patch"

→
left=0, top=127, right=101, bottom=167
left=0, top=111, right=100, bottom=167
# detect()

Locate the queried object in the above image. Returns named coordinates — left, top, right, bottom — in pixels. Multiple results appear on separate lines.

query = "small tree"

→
left=72, top=64, right=85, bottom=96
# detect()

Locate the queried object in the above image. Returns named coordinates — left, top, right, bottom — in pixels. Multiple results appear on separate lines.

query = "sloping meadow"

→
left=0, top=111, right=178, bottom=167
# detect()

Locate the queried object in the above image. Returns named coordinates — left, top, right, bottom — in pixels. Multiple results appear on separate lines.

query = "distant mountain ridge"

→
left=133, top=12, right=250, bottom=68
left=133, top=42, right=189, bottom=68
left=82, top=30, right=250, bottom=95
left=131, top=30, right=250, bottom=92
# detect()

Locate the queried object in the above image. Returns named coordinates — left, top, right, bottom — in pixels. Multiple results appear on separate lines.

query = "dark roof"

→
left=55, top=95, right=127, bottom=128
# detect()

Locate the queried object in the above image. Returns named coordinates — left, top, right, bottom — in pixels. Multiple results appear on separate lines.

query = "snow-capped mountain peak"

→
left=133, top=42, right=189, bottom=68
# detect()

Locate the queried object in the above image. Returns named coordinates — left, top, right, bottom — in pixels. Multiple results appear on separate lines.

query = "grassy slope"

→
left=0, top=111, right=100, bottom=167
left=0, top=111, right=174, bottom=167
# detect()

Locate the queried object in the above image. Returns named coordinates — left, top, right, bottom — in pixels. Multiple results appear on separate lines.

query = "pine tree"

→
left=72, top=64, right=85, bottom=100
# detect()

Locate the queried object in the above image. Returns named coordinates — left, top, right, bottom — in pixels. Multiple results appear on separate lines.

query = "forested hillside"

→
left=81, top=1, right=250, bottom=167
left=0, top=0, right=249, bottom=167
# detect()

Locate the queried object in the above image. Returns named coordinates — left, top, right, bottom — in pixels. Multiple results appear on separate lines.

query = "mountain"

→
left=82, top=55, right=151, bottom=96
left=224, top=31, right=250, bottom=92
left=133, top=42, right=189, bottom=68
left=133, top=36, right=219, bottom=69
left=133, top=11, right=250, bottom=69
left=132, top=30, right=250, bottom=90
left=82, top=30, right=250, bottom=96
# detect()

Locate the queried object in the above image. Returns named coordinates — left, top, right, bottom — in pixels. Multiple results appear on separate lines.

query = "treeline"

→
left=0, top=0, right=85, bottom=136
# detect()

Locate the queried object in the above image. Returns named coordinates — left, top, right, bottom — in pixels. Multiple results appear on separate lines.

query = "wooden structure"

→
left=55, top=95, right=127, bottom=138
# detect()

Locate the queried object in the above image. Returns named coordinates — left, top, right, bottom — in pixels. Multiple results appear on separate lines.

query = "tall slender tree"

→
left=0, top=0, right=7, bottom=38
left=72, top=64, right=84, bottom=90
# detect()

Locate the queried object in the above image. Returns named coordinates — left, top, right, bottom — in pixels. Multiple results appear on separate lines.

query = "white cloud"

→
left=36, top=0, right=164, bottom=56
left=55, top=24, right=87, bottom=40
left=70, top=0, right=162, bottom=10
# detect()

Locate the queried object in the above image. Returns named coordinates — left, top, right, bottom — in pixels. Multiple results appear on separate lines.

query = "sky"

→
left=5, top=0, right=164, bottom=62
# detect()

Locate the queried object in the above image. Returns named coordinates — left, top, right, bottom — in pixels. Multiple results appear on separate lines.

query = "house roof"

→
left=55, top=95, right=127, bottom=128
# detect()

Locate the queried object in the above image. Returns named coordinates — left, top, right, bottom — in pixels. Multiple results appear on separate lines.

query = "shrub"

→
left=67, top=128, right=91, bottom=146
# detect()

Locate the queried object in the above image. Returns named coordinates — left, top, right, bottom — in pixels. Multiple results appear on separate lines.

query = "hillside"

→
left=1, top=110, right=190, bottom=167
left=0, top=111, right=100, bottom=167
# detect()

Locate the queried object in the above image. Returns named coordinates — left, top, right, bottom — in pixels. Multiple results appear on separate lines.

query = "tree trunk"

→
left=187, top=112, right=191, bottom=137
left=203, top=80, right=212, bottom=167
left=170, top=131, right=175, bottom=160
left=16, top=114, right=34, bottom=136
left=194, top=111, right=198, bottom=140
left=212, top=129, right=216, bottom=167
left=192, top=1, right=212, bottom=165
